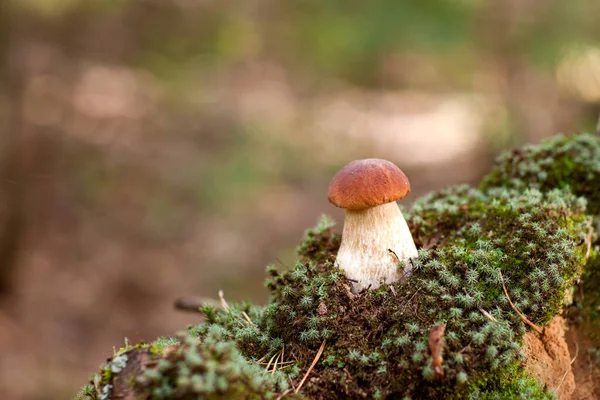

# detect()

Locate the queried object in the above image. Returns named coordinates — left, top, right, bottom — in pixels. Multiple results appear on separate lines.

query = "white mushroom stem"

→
left=336, top=201, right=418, bottom=292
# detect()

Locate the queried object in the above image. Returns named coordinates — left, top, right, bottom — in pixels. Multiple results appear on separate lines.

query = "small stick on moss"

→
left=265, top=351, right=279, bottom=372
left=402, top=288, right=422, bottom=308
left=343, top=368, right=352, bottom=380
left=271, top=351, right=281, bottom=375
left=295, top=339, right=326, bottom=394
left=218, top=290, right=230, bottom=312
left=288, top=376, right=297, bottom=392
left=555, top=342, right=579, bottom=393
left=585, top=222, right=593, bottom=261
left=253, top=360, right=295, bottom=367
left=498, top=269, right=543, bottom=335
left=241, top=311, right=253, bottom=325
left=276, top=389, right=293, bottom=400
left=479, top=308, right=498, bottom=322
left=271, top=346, right=285, bottom=374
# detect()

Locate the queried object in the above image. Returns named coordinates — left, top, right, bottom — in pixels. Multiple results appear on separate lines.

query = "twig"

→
left=270, top=345, right=286, bottom=374
left=498, top=269, right=543, bottom=335
left=343, top=368, right=352, bottom=380
left=295, top=339, right=326, bottom=394
left=276, top=389, right=293, bottom=400
left=479, top=308, right=498, bottom=322
left=271, top=351, right=281, bottom=375
left=241, top=311, right=253, bottom=325
left=585, top=222, right=593, bottom=261
left=288, top=376, right=297, bottom=392
left=218, top=290, right=230, bottom=312
left=265, top=351, right=279, bottom=373
left=555, top=342, right=579, bottom=393
left=252, top=360, right=295, bottom=366
left=402, top=288, right=422, bottom=308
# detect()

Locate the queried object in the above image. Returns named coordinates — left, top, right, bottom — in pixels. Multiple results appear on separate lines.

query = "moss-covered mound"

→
left=77, top=133, right=600, bottom=400
left=482, top=133, right=600, bottom=214
left=255, top=187, right=588, bottom=399
left=136, top=327, right=291, bottom=399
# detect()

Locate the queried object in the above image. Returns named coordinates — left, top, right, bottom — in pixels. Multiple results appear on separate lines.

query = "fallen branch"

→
left=498, top=269, right=543, bottom=335
left=295, top=339, right=326, bottom=394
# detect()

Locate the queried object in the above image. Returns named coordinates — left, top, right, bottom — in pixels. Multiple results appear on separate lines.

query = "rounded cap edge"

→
left=327, top=158, right=410, bottom=210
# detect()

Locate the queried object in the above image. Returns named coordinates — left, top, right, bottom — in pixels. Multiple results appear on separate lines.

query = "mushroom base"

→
left=336, top=201, right=418, bottom=292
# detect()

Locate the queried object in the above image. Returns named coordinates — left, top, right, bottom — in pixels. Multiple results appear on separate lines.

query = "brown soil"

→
left=523, top=316, right=600, bottom=400
left=523, top=316, right=575, bottom=400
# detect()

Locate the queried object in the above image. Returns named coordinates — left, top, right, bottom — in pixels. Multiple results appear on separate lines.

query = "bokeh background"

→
left=1, top=1, right=599, bottom=399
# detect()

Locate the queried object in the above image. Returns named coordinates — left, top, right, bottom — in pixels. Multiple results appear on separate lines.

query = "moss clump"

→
left=583, top=250, right=600, bottom=332
left=136, top=326, right=291, bottom=399
left=77, top=133, right=599, bottom=400
left=76, top=328, right=294, bottom=400
left=251, top=187, right=586, bottom=399
left=165, top=187, right=586, bottom=399
left=482, top=132, right=600, bottom=214
left=295, top=214, right=341, bottom=264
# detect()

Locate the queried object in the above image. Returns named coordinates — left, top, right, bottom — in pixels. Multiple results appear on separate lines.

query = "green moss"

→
left=571, top=243, right=600, bottom=343
left=136, top=326, right=291, bottom=399
left=466, top=363, right=551, bottom=400
left=78, top=133, right=600, bottom=399
left=482, top=132, right=600, bottom=214
left=73, top=385, right=96, bottom=400
left=245, top=187, right=586, bottom=399
left=296, top=214, right=340, bottom=264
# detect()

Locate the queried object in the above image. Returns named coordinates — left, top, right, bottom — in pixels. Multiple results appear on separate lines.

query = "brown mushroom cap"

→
left=328, top=158, right=410, bottom=210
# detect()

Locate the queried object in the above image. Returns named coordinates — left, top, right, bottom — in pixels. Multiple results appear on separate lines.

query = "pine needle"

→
left=271, top=351, right=281, bottom=375
left=295, top=339, right=326, bottom=394
left=276, top=389, right=293, bottom=400
left=265, top=351, right=279, bottom=372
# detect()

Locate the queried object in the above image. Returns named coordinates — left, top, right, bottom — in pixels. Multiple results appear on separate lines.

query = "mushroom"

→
left=328, top=158, right=418, bottom=292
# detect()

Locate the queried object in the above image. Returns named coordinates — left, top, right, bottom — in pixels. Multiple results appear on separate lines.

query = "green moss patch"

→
left=77, top=133, right=600, bottom=400
left=153, top=187, right=587, bottom=399
left=482, top=133, right=600, bottom=214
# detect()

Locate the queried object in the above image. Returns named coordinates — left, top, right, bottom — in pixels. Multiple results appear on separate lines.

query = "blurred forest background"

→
left=1, top=0, right=599, bottom=399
